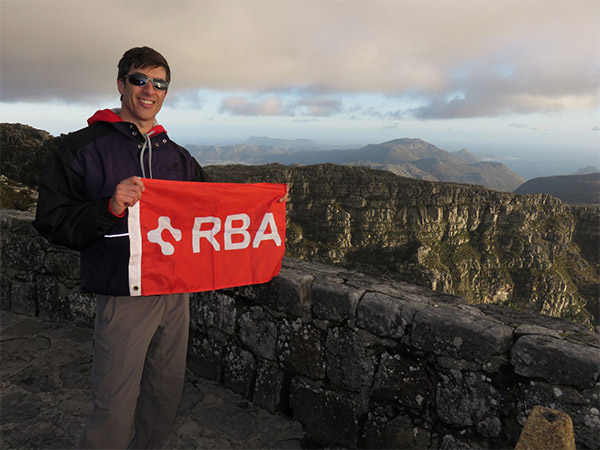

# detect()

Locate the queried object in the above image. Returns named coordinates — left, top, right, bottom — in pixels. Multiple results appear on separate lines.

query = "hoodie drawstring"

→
left=139, top=130, right=156, bottom=179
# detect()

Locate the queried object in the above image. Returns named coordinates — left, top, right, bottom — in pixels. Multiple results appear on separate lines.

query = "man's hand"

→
left=279, top=183, right=290, bottom=203
left=110, top=176, right=145, bottom=216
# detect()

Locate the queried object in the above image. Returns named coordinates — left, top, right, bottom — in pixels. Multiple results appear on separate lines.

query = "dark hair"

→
left=117, top=46, right=171, bottom=82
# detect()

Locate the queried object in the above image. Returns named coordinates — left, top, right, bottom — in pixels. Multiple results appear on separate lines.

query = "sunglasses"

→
left=124, top=73, right=169, bottom=91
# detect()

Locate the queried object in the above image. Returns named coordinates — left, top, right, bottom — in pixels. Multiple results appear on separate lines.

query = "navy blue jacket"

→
left=33, top=109, right=207, bottom=295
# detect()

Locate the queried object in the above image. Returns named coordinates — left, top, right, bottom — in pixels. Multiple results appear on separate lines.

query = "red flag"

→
left=127, top=179, right=286, bottom=296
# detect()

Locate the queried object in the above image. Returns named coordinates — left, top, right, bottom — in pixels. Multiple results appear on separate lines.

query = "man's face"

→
left=117, top=66, right=168, bottom=133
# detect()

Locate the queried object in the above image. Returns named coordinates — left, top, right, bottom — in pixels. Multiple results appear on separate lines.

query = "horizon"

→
left=1, top=1, right=599, bottom=180
left=2, top=117, right=598, bottom=181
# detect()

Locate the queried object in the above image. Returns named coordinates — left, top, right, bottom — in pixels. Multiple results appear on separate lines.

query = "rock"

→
left=9, top=280, right=36, bottom=316
left=190, top=291, right=236, bottom=335
left=253, top=269, right=313, bottom=318
left=223, top=343, right=256, bottom=398
left=325, top=327, right=375, bottom=392
left=2, top=230, right=44, bottom=272
left=238, top=307, right=278, bottom=360
left=312, top=280, right=364, bottom=321
left=515, top=380, right=600, bottom=450
left=411, top=304, right=514, bottom=363
left=511, top=334, right=600, bottom=389
left=253, top=361, right=288, bottom=413
left=43, top=249, right=80, bottom=281
left=371, top=352, right=432, bottom=410
left=36, top=276, right=62, bottom=321
left=187, top=331, right=225, bottom=382
left=514, top=324, right=561, bottom=339
left=356, top=292, right=414, bottom=338
left=361, top=410, right=431, bottom=449
left=515, top=406, right=576, bottom=450
left=277, top=319, right=325, bottom=379
left=65, top=290, right=96, bottom=327
left=440, top=434, right=471, bottom=449
left=436, top=369, right=505, bottom=438
left=291, top=377, right=358, bottom=448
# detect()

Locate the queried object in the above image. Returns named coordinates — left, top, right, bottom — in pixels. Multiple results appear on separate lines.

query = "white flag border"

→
left=127, top=202, right=142, bottom=296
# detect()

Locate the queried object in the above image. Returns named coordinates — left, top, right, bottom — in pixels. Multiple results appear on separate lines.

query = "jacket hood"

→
left=87, top=109, right=166, bottom=135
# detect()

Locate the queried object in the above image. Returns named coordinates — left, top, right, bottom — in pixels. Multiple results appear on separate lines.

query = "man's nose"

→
left=142, top=81, right=156, bottom=93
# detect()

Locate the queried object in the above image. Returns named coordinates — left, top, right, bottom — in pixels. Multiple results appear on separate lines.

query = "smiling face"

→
left=117, top=65, right=168, bottom=134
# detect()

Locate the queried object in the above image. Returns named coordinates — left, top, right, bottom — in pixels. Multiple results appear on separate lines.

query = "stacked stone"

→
left=1, top=210, right=96, bottom=326
left=2, top=209, right=599, bottom=449
left=183, top=259, right=600, bottom=449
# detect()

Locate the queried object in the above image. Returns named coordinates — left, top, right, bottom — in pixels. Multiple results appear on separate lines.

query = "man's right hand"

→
left=110, top=176, right=145, bottom=216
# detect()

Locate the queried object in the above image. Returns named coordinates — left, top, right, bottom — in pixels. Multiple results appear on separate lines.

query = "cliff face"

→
left=0, top=123, right=60, bottom=189
left=206, top=164, right=600, bottom=327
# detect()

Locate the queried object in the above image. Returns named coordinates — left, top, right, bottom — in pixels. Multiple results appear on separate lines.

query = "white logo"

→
left=147, top=213, right=282, bottom=256
left=147, top=216, right=182, bottom=255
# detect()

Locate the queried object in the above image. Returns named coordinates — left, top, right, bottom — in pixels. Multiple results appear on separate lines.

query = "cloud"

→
left=1, top=1, right=599, bottom=120
left=508, top=123, right=555, bottom=132
left=169, top=90, right=205, bottom=109
left=219, top=96, right=284, bottom=116
left=218, top=93, right=342, bottom=117
left=593, top=126, right=600, bottom=131
left=406, top=62, right=599, bottom=119
left=294, top=97, right=342, bottom=116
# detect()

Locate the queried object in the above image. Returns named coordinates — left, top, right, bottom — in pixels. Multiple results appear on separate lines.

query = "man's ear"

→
left=117, top=78, right=125, bottom=96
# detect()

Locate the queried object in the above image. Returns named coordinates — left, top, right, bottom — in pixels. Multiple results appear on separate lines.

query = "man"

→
left=33, top=47, right=207, bottom=448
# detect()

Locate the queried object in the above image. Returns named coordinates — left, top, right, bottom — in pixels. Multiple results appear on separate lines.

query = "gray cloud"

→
left=219, top=96, right=285, bottom=116
left=294, top=97, right=343, bottom=117
left=1, top=1, right=599, bottom=120
left=169, top=91, right=205, bottom=110
left=508, top=123, right=555, bottom=132
left=218, top=94, right=342, bottom=117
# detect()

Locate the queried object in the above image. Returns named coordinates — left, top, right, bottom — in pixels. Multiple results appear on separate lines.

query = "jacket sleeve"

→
left=32, top=136, right=121, bottom=251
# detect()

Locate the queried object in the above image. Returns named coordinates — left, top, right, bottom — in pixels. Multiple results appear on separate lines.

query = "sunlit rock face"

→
left=205, top=163, right=599, bottom=328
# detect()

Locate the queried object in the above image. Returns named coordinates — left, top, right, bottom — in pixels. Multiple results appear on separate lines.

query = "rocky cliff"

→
left=1, top=122, right=597, bottom=328
left=0, top=123, right=61, bottom=189
left=205, top=164, right=600, bottom=328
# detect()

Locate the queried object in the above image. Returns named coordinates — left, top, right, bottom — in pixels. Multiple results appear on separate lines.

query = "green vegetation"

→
left=0, top=176, right=37, bottom=211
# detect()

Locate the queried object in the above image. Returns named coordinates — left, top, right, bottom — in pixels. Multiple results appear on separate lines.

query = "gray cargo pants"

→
left=79, top=293, right=190, bottom=449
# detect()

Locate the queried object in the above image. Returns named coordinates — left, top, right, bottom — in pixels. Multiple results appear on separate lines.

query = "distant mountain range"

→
left=187, top=137, right=525, bottom=192
left=515, top=172, right=600, bottom=205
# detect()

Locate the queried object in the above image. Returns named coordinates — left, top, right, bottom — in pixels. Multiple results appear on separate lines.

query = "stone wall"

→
left=2, top=209, right=599, bottom=449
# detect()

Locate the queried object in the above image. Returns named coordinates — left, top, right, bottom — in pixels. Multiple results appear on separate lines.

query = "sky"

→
left=1, top=0, right=599, bottom=179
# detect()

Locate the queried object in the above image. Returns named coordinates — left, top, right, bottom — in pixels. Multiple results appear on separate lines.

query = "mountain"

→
left=514, top=173, right=600, bottom=205
left=574, top=166, right=600, bottom=175
left=204, top=163, right=599, bottom=328
left=451, top=149, right=481, bottom=164
left=244, top=136, right=323, bottom=150
left=188, top=137, right=524, bottom=192
left=0, top=123, right=61, bottom=189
